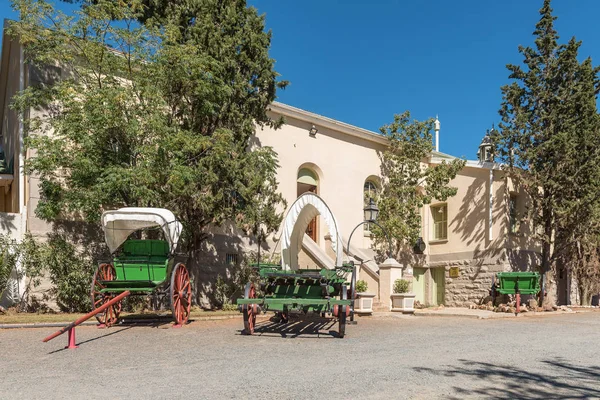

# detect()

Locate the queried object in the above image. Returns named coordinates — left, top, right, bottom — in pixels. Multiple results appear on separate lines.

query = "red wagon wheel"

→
left=170, top=263, right=192, bottom=326
left=242, top=282, right=257, bottom=335
left=90, top=263, right=122, bottom=327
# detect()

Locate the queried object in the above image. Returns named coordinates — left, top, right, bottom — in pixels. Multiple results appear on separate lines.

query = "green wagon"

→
left=491, top=272, right=541, bottom=312
left=236, top=192, right=356, bottom=338
left=493, top=272, right=541, bottom=295
left=91, top=208, right=192, bottom=327
left=237, top=264, right=354, bottom=338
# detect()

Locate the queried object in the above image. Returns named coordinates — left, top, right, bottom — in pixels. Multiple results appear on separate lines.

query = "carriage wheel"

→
left=280, top=309, right=289, bottom=323
left=91, top=263, right=122, bottom=327
left=170, top=263, right=192, bottom=326
left=242, top=282, right=257, bottom=335
left=338, top=284, right=348, bottom=339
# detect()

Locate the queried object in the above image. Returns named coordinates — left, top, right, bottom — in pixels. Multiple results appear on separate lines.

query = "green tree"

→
left=375, top=112, right=465, bottom=257
left=492, top=0, right=600, bottom=304
left=10, top=0, right=287, bottom=249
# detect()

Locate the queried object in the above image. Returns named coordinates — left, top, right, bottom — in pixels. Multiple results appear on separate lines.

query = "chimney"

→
left=434, top=115, right=440, bottom=152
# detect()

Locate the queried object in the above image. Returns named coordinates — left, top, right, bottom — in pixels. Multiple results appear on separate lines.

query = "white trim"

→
left=269, top=102, right=388, bottom=146
left=280, top=192, right=342, bottom=270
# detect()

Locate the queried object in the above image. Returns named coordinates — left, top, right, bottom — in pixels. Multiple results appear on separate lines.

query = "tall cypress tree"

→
left=493, top=0, right=600, bottom=304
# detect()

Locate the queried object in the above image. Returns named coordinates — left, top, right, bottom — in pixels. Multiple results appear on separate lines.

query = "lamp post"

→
left=346, top=198, right=393, bottom=259
left=345, top=199, right=392, bottom=323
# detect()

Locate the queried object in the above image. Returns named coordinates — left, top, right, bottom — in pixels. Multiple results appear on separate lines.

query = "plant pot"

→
left=354, top=292, right=376, bottom=314
left=391, top=293, right=416, bottom=314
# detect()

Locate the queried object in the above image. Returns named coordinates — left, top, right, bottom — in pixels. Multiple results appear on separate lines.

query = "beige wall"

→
left=257, top=111, right=386, bottom=251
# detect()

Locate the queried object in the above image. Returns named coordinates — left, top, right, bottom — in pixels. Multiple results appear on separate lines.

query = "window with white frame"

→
left=431, top=204, right=448, bottom=240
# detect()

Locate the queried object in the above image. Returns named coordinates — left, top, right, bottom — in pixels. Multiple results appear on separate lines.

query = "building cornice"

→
left=269, top=102, right=389, bottom=146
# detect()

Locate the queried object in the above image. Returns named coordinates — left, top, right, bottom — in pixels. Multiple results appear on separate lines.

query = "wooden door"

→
left=305, top=186, right=317, bottom=241
left=413, top=267, right=426, bottom=304
left=431, top=268, right=445, bottom=306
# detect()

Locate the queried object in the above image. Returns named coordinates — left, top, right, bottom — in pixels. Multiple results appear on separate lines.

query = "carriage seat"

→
left=115, top=239, right=169, bottom=264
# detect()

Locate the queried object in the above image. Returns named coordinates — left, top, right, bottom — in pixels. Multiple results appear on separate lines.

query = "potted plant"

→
left=354, top=280, right=375, bottom=314
left=390, top=278, right=415, bottom=313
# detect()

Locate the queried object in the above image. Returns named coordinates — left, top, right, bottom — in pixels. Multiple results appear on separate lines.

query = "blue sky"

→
left=2, top=1, right=600, bottom=159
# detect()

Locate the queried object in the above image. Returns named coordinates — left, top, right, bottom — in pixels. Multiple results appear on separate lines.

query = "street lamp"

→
left=346, top=198, right=393, bottom=323
left=363, top=198, right=379, bottom=223
left=346, top=198, right=393, bottom=262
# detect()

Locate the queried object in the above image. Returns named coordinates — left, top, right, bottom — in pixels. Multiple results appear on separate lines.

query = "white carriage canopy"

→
left=101, top=207, right=183, bottom=254
left=281, top=193, right=343, bottom=270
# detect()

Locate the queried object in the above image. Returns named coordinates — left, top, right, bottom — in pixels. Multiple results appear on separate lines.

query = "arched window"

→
left=297, top=168, right=319, bottom=241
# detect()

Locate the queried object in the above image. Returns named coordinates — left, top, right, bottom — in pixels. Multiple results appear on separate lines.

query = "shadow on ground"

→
left=244, top=316, right=341, bottom=339
left=415, top=358, right=600, bottom=399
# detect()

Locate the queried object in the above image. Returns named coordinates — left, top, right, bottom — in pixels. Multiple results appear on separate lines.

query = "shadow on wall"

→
left=414, top=358, right=600, bottom=399
left=451, top=172, right=488, bottom=248
left=395, top=244, right=427, bottom=270
left=187, top=221, right=274, bottom=308
left=0, top=212, right=18, bottom=235
left=52, top=220, right=109, bottom=261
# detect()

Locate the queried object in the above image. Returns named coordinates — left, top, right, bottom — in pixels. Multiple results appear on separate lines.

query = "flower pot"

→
left=354, top=292, right=376, bottom=314
left=390, top=293, right=416, bottom=313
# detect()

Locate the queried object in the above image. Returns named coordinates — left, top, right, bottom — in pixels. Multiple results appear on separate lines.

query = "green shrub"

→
left=221, top=303, right=239, bottom=312
left=215, top=274, right=236, bottom=306
left=0, top=235, right=19, bottom=298
left=43, top=235, right=95, bottom=313
left=393, top=279, right=410, bottom=294
left=0, top=234, right=45, bottom=309
left=356, top=279, right=368, bottom=293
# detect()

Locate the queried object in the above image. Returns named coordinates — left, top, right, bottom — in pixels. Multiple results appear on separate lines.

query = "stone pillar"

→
left=379, top=258, right=403, bottom=310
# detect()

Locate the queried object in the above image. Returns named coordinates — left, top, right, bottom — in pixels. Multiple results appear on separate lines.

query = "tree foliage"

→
left=375, top=111, right=465, bottom=256
left=492, top=0, right=600, bottom=304
left=9, top=0, right=287, bottom=249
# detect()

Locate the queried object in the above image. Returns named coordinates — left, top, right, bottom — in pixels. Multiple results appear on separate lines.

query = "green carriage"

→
left=91, top=208, right=192, bottom=327
left=236, top=193, right=355, bottom=338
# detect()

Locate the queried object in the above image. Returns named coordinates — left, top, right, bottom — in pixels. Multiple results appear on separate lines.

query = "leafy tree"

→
left=375, top=111, right=465, bottom=257
left=492, top=0, right=600, bottom=304
left=9, top=0, right=288, bottom=250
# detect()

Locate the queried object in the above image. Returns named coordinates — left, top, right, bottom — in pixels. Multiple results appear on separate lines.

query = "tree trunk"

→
left=579, top=286, right=591, bottom=306
left=540, top=203, right=555, bottom=306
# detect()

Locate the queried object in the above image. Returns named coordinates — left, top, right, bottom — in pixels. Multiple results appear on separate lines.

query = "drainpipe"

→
left=488, top=169, right=493, bottom=242
left=16, top=42, right=26, bottom=300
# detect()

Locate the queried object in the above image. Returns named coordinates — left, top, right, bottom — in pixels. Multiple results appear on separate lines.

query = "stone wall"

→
left=430, top=258, right=506, bottom=307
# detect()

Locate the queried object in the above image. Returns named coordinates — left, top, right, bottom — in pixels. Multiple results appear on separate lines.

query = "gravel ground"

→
left=2, top=312, right=600, bottom=399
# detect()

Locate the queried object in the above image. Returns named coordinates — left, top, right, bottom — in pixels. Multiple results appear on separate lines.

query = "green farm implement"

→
left=237, top=193, right=356, bottom=338
left=491, top=271, right=541, bottom=313
left=92, top=208, right=192, bottom=327
left=237, top=264, right=355, bottom=337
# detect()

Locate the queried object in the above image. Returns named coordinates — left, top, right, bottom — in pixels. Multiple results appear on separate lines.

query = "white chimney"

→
left=434, top=115, right=440, bottom=152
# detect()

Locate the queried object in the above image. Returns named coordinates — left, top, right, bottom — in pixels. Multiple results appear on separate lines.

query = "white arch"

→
left=281, top=192, right=343, bottom=270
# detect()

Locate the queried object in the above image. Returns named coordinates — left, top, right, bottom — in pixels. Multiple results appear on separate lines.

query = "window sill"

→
left=428, top=239, right=448, bottom=244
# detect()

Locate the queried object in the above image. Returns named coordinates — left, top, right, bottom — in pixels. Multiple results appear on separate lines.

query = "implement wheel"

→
left=242, top=282, right=257, bottom=335
left=338, top=284, right=348, bottom=338
left=171, top=263, right=192, bottom=326
left=91, top=263, right=122, bottom=327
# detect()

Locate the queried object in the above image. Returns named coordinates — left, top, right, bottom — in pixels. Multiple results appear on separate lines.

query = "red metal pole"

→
left=516, top=293, right=521, bottom=314
left=42, top=290, right=130, bottom=343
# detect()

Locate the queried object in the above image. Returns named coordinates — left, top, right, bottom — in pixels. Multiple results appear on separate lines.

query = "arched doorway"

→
left=297, top=168, right=318, bottom=242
